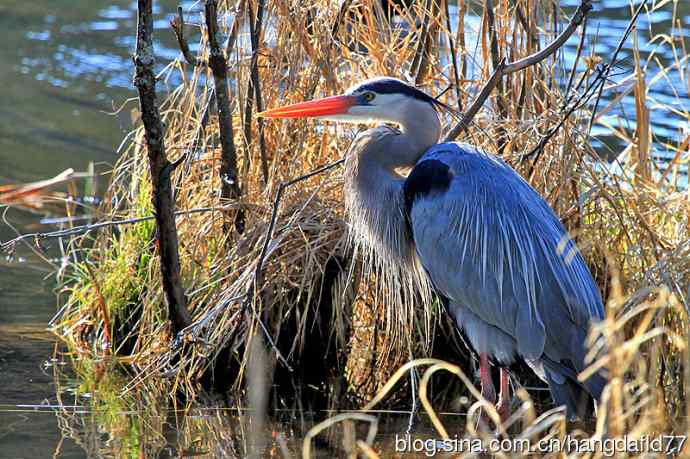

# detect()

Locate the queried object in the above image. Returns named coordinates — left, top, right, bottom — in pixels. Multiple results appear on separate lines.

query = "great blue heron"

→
left=258, top=77, right=607, bottom=420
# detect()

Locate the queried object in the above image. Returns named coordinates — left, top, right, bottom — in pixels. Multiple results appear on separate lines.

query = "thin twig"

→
left=443, top=0, right=462, bottom=112
left=521, top=65, right=607, bottom=170
left=169, top=89, right=216, bottom=179
left=484, top=0, right=508, bottom=152
left=236, top=158, right=345, bottom=371
left=84, top=262, right=113, bottom=353
left=587, top=0, right=648, bottom=134
left=171, top=6, right=200, bottom=66
left=330, top=0, right=352, bottom=43
left=442, top=59, right=506, bottom=142
left=442, top=0, right=592, bottom=142
left=411, top=0, right=434, bottom=83
left=524, top=0, right=648, bottom=169
left=253, top=158, right=345, bottom=291
left=305, top=0, right=352, bottom=99
left=247, top=0, right=269, bottom=184
left=564, top=16, right=588, bottom=103
left=513, top=0, right=535, bottom=46
left=485, top=0, right=500, bottom=69
left=225, top=0, right=245, bottom=57
left=243, top=3, right=255, bottom=160
left=503, top=0, right=591, bottom=74
left=1, top=205, right=239, bottom=252
left=1, top=206, right=56, bottom=267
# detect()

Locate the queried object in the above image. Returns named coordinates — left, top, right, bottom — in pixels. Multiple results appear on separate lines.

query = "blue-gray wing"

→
left=404, top=143, right=604, bottom=364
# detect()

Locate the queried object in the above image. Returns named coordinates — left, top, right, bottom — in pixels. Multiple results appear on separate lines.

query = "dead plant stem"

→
left=205, top=0, right=244, bottom=233
left=134, top=0, right=192, bottom=333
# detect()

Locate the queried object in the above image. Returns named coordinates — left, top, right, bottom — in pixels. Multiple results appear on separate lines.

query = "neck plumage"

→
left=342, top=100, right=440, bottom=326
left=344, top=99, right=440, bottom=259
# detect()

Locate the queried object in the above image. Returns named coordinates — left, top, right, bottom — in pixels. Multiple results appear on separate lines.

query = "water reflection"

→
left=47, top=360, right=439, bottom=458
left=560, top=0, right=689, bottom=159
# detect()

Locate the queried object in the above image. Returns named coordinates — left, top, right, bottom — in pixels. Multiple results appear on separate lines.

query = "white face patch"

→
left=316, top=112, right=377, bottom=123
left=314, top=92, right=405, bottom=124
left=362, top=92, right=400, bottom=108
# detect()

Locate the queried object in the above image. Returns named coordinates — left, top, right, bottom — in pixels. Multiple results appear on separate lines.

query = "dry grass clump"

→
left=46, top=0, right=690, bottom=455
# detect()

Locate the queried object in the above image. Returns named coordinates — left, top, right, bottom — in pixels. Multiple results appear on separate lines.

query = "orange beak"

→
left=256, top=95, right=358, bottom=119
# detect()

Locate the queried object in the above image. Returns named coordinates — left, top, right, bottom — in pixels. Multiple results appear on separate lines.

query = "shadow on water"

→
left=41, top=354, right=461, bottom=458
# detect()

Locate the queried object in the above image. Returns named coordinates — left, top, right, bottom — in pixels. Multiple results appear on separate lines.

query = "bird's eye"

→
left=362, top=92, right=376, bottom=102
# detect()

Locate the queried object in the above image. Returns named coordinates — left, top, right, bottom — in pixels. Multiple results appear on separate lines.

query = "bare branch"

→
left=411, top=0, right=436, bottom=84
left=171, top=6, right=199, bottom=66
left=205, top=0, right=244, bottom=233
left=523, top=0, right=648, bottom=169
left=564, top=16, right=588, bottom=102
left=442, top=59, right=506, bottom=142
left=521, top=66, right=607, bottom=168
left=134, top=0, right=192, bottom=333
left=243, top=0, right=269, bottom=184
left=443, top=0, right=462, bottom=111
left=0, top=205, right=239, bottom=252
left=485, top=0, right=501, bottom=73
left=587, top=0, right=647, bottom=134
left=502, top=0, right=592, bottom=74
left=443, top=0, right=592, bottom=142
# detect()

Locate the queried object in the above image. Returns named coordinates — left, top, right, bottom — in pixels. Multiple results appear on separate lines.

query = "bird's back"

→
left=404, top=142, right=606, bottom=415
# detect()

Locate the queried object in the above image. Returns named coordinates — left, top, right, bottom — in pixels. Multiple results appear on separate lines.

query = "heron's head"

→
left=257, top=77, right=450, bottom=126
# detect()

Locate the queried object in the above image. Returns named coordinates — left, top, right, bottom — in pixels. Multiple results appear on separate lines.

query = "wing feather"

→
left=406, top=143, right=603, bottom=363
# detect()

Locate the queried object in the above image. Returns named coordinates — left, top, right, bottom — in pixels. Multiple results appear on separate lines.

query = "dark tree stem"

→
left=245, top=0, right=269, bottom=184
left=411, top=0, right=435, bottom=84
left=205, top=0, right=244, bottom=233
left=485, top=0, right=501, bottom=73
left=484, top=0, right=508, bottom=152
left=443, top=0, right=462, bottom=112
left=134, top=0, right=192, bottom=333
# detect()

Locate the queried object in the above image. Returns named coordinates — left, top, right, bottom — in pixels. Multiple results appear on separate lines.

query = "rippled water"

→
left=562, top=0, right=689, bottom=167
left=0, top=0, right=688, bottom=456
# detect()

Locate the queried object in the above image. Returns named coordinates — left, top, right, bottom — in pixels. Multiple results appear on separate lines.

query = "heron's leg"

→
left=496, top=367, right=511, bottom=422
left=479, top=353, right=496, bottom=404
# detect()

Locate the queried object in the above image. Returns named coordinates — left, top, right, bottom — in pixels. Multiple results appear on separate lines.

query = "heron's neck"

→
left=380, top=100, right=441, bottom=170
left=340, top=100, right=438, bottom=345
left=343, top=102, right=440, bottom=263
left=399, top=102, right=441, bottom=152
left=344, top=139, right=407, bottom=262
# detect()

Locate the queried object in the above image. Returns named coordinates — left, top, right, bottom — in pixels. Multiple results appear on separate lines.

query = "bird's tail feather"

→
left=545, top=367, right=606, bottom=420
left=545, top=374, right=592, bottom=419
left=582, top=370, right=607, bottom=402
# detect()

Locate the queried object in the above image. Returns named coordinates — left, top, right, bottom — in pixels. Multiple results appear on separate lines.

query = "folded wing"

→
left=404, top=143, right=604, bottom=369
